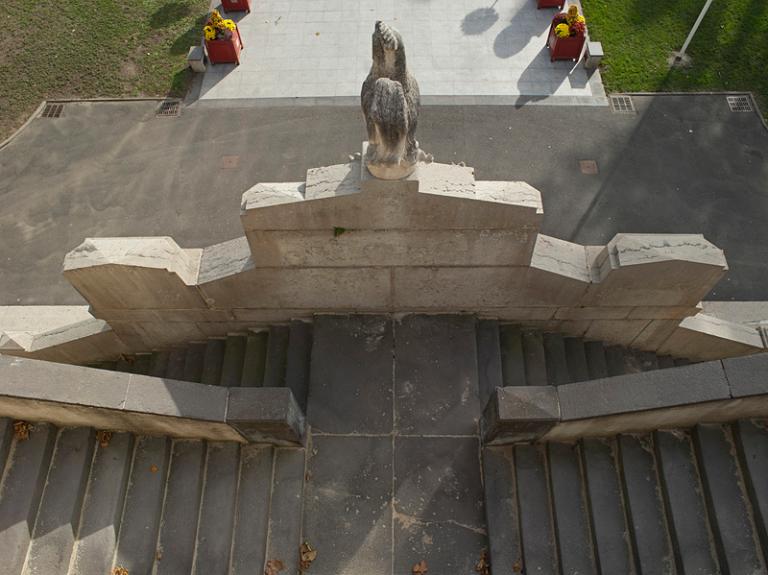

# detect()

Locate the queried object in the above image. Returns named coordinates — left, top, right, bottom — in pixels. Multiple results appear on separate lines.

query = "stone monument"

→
left=361, top=21, right=430, bottom=179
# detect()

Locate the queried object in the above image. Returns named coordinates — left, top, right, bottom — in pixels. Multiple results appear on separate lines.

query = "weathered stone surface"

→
left=722, top=353, right=768, bottom=397
left=227, top=387, right=306, bottom=445
left=558, top=362, right=730, bottom=421
left=659, top=313, right=764, bottom=360
left=482, top=386, right=560, bottom=444
left=124, top=373, right=229, bottom=422
left=584, top=319, right=651, bottom=347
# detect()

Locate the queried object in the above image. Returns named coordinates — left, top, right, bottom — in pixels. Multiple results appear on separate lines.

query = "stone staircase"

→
left=0, top=418, right=306, bottom=575
left=483, top=324, right=768, bottom=575
left=94, top=322, right=313, bottom=410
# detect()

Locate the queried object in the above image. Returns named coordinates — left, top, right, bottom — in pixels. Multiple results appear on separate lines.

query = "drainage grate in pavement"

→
left=610, top=95, right=635, bottom=113
left=579, top=160, right=599, bottom=174
left=41, top=103, right=64, bottom=118
left=727, top=95, right=753, bottom=112
left=156, top=100, right=181, bottom=117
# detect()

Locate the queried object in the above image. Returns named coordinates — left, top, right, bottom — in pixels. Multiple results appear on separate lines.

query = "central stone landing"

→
left=303, top=315, right=486, bottom=574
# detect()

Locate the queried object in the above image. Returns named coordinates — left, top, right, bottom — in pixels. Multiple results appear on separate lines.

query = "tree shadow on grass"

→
left=151, top=1, right=195, bottom=29
left=169, top=14, right=208, bottom=55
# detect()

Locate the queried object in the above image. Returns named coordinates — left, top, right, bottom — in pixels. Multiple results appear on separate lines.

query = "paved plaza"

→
left=198, top=0, right=604, bottom=103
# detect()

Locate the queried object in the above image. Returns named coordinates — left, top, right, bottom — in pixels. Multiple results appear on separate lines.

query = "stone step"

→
left=263, top=447, right=306, bottom=575
left=734, top=419, right=768, bottom=555
left=543, top=333, right=570, bottom=386
left=112, top=436, right=170, bottom=574
left=657, top=355, right=676, bottom=369
left=584, top=341, right=608, bottom=379
left=183, top=342, right=206, bottom=383
left=618, top=434, right=675, bottom=574
left=0, top=418, right=12, bottom=470
left=132, top=353, right=152, bottom=375
left=694, top=423, right=767, bottom=573
left=0, top=422, right=57, bottom=575
left=231, top=445, right=274, bottom=575
left=153, top=439, right=205, bottom=575
left=482, top=446, right=523, bottom=575
left=220, top=334, right=247, bottom=387
left=637, top=350, right=660, bottom=371
left=564, top=337, right=590, bottom=383
left=521, top=330, right=548, bottom=386
left=165, top=347, right=187, bottom=380
left=604, top=346, right=627, bottom=377
left=581, top=437, right=636, bottom=574
left=547, top=442, right=596, bottom=574
left=654, top=429, right=720, bottom=574
left=201, top=339, right=226, bottom=385
left=23, top=428, right=94, bottom=575
left=241, top=331, right=269, bottom=387
left=263, top=325, right=290, bottom=388
left=285, top=321, right=314, bottom=411
left=148, top=350, right=169, bottom=377
left=476, top=319, right=503, bottom=405
left=194, top=442, right=241, bottom=574
left=499, top=325, right=526, bottom=387
left=514, top=444, right=558, bottom=574
left=69, top=432, right=134, bottom=575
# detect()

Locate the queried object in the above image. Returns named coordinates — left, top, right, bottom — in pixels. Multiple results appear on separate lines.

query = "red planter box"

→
left=537, top=0, right=564, bottom=8
left=205, top=28, right=244, bottom=65
left=547, top=28, right=585, bottom=61
left=221, top=0, right=250, bottom=12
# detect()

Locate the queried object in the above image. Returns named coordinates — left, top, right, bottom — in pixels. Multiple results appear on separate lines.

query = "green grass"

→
left=581, top=0, right=768, bottom=117
left=1, top=0, right=210, bottom=141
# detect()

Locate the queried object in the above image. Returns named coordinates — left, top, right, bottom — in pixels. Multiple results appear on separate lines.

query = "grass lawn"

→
left=1, top=0, right=210, bottom=141
left=581, top=0, right=768, bottom=117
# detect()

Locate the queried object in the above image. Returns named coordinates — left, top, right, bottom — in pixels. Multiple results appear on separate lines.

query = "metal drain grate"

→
left=610, top=95, right=635, bottom=113
left=41, top=103, right=64, bottom=118
left=156, top=100, right=181, bottom=117
left=727, top=95, right=753, bottom=112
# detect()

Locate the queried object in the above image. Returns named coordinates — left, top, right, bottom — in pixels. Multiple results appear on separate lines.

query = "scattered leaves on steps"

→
left=412, top=560, right=428, bottom=574
left=512, top=558, right=523, bottom=573
left=475, top=550, right=490, bottom=575
left=300, top=541, right=318, bottom=572
left=112, top=567, right=129, bottom=575
left=96, top=430, right=112, bottom=448
left=265, top=559, right=285, bottom=575
left=13, top=420, right=31, bottom=441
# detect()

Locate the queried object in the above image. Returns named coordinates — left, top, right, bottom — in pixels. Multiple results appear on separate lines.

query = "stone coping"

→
left=482, top=353, right=768, bottom=444
left=0, top=356, right=305, bottom=445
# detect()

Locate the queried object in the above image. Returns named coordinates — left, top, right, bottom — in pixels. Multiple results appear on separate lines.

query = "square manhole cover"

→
left=610, top=95, right=635, bottom=113
left=727, top=95, right=753, bottom=112
left=579, top=160, right=599, bottom=174
left=220, top=155, right=240, bottom=169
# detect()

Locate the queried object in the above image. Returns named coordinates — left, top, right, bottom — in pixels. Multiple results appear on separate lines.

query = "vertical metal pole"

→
left=677, top=0, right=714, bottom=60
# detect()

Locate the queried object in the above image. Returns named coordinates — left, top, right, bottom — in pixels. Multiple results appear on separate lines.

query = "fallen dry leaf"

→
left=13, top=421, right=31, bottom=441
left=265, top=559, right=285, bottom=575
left=113, top=567, right=129, bottom=575
left=512, top=558, right=523, bottom=573
left=96, top=430, right=112, bottom=448
left=412, top=559, right=428, bottom=574
left=300, top=542, right=318, bottom=571
left=475, top=549, right=490, bottom=575
left=150, top=464, right=159, bottom=473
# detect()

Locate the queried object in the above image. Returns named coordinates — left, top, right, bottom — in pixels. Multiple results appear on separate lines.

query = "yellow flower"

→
left=222, top=19, right=236, bottom=31
left=555, top=23, right=571, bottom=38
left=204, top=25, right=216, bottom=40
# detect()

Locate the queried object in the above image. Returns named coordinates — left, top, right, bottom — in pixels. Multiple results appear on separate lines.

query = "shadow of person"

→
left=493, top=24, right=536, bottom=59
left=461, top=6, right=499, bottom=35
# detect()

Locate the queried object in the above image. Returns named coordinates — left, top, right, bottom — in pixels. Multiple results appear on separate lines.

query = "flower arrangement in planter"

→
left=547, top=4, right=587, bottom=61
left=203, top=9, right=244, bottom=65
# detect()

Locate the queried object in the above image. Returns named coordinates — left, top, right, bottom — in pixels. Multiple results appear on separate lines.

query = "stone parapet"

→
left=0, top=355, right=306, bottom=445
left=482, top=353, right=768, bottom=445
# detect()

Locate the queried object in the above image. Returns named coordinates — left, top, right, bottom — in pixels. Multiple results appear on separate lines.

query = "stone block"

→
left=658, top=314, right=764, bottom=361
left=558, top=361, right=730, bottom=421
left=199, top=267, right=391, bottom=310
left=488, top=307, right=557, bottom=321
left=555, top=306, right=632, bottom=321
left=227, top=387, right=306, bottom=445
left=630, top=319, right=680, bottom=352
left=585, top=319, right=651, bottom=347
left=482, top=386, right=561, bottom=444
left=583, top=235, right=727, bottom=307
left=531, top=235, right=591, bottom=283
left=245, top=228, right=537, bottom=268
left=722, top=353, right=768, bottom=398
left=627, top=306, right=700, bottom=320
left=64, top=237, right=207, bottom=310
left=306, top=162, right=363, bottom=199
left=124, top=374, right=229, bottom=422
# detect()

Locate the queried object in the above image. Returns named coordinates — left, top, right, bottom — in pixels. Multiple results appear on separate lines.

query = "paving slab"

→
left=303, top=436, right=392, bottom=575
left=199, top=0, right=602, bottom=101
left=394, top=315, right=481, bottom=435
